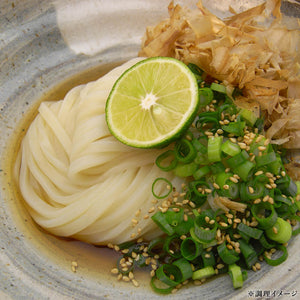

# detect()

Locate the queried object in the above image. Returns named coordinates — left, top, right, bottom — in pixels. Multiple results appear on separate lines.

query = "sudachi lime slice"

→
left=105, top=57, right=199, bottom=148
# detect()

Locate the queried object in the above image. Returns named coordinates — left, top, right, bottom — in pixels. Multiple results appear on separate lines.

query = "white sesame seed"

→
left=132, top=279, right=139, bottom=287
left=205, top=131, right=213, bottom=136
left=71, top=261, right=78, bottom=267
left=255, top=170, right=263, bottom=176
left=131, top=219, right=138, bottom=225
left=256, top=135, right=263, bottom=143
left=230, top=176, right=238, bottom=183
left=117, top=274, right=123, bottom=281
left=111, top=268, right=119, bottom=274
left=148, top=207, right=155, bottom=213
left=258, top=146, right=266, bottom=151
left=238, top=142, right=247, bottom=149
left=213, top=182, right=220, bottom=189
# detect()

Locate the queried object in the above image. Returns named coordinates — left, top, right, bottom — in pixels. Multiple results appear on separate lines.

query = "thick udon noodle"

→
left=14, top=58, right=181, bottom=245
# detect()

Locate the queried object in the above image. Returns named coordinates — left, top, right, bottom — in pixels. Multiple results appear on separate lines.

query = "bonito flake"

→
left=139, top=0, right=300, bottom=149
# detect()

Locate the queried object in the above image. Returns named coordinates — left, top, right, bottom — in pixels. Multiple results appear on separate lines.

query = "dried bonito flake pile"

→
left=139, top=0, right=300, bottom=149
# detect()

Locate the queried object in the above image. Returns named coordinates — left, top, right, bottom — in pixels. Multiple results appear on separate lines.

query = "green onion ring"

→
left=263, top=245, right=288, bottom=266
left=152, top=177, right=172, bottom=199
left=155, top=150, right=178, bottom=171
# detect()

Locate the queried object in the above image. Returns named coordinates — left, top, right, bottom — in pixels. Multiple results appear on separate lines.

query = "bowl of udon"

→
left=1, top=0, right=300, bottom=299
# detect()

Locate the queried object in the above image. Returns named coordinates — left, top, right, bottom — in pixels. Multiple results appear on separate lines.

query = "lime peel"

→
left=105, top=57, right=199, bottom=148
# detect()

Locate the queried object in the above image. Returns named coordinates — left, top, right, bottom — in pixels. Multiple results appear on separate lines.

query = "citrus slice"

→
left=105, top=57, right=199, bottom=148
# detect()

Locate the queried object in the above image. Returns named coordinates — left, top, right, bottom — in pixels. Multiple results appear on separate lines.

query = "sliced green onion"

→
left=208, top=136, right=223, bottom=162
left=259, top=234, right=276, bottom=249
left=175, top=139, right=197, bottom=164
left=263, top=245, right=288, bottom=266
left=180, top=237, right=203, bottom=261
left=201, top=250, right=216, bottom=267
left=194, top=152, right=209, bottom=165
left=155, top=264, right=182, bottom=287
left=228, top=264, right=244, bottom=288
left=239, top=109, right=257, bottom=127
left=217, top=214, right=232, bottom=230
left=152, top=178, right=172, bottom=199
left=275, top=194, right=293, bottom=207
left=283, top=178, right=297, bottom=197
left=192, top=266, right=215, bottom=280
left=188, top=181, right=210, bottom=207
left=150, top=276, right=174, bottom=294
left=151, top=211, right=174, bottom=236
left=221, top=140, right=241, bottom=156
left=193, top=165, right=211, bottom=180
left=238, top=239, right=257, bottom=269
left=237, top=223, right=263, bottom=240
left=196, top=116, right=219, bottom=132
left=194, top=210, right=218, bottom=243
left=217, top=242, right=239, bottom=265
left=254, top=118, right=264, bottom=133
left=155, top=150, right=178, bottom=171
left=172, top=258, right=193, bottom=281
left=215, top=172, right=232, bottom=188
left=188, top=63, right=203, bottom=81
left=190, top=227, right=219, bottom=249
left=296, top=197, right=300, bottom=211
left=165, top=209, right=193, bottom=235
left=210, top=82, right=227, bottom=94
left=268, top=153, right=283, bottom=175
left=198, top=87, right=214, bottom=106
left=148, top=238, right=165, bottom=256
left=250, top=135, right=268, bottom=154
left=218, top=104, right=237, bottom=118
left=163, top=235, right=182, bottom=258
left=233, top=160, right=255, bottom=182
left=209, top=162, right=226, bottom=174
left=227, top=150, right=249, bottom=169
left=265, top=217, right=292, bottom=244
left=222, top=121, right=246, bottom=137
left=165, top=209, right=184, bottom=227
left=251, top=202, right=278, bottom=230
left=240, top=182, right=265, bottom=202
left=217, top=182, right=239, bottom=200
left=174, top=162, right=198, bottom=178
left=296, top=181, right=300, bottom=194
left=192, top=138, right=207, bottom=154
left=255, top=152, right=277, bottom=167
left=292, top=226, right=300, bottom=236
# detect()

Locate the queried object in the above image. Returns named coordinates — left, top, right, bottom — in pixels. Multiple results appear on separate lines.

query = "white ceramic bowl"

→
left=1, top=1, right=300, bottom=299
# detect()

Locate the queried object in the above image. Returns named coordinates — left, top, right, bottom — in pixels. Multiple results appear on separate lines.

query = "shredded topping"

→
left=139, top=0, right=300, bottom=149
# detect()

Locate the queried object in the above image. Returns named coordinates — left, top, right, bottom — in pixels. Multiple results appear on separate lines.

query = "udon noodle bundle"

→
left=14, top=58, right=181, bottom=245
